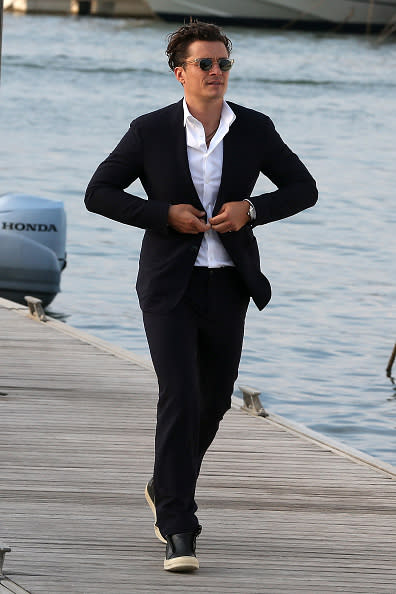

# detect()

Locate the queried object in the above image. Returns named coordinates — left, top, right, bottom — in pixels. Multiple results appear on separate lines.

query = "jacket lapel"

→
left=212, top=121, right=240, bottom=217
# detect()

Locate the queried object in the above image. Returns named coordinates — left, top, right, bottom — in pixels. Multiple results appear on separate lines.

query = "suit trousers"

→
left=143, top=266, right=250, bottom=537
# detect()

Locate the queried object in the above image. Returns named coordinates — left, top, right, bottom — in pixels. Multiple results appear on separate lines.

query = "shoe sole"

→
left=144, top=483, right=167, bottom=544
left=164, top=556, right=199, bottom=572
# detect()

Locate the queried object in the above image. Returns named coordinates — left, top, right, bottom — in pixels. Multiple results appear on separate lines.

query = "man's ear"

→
left=174, top=66, right=185, bottom=86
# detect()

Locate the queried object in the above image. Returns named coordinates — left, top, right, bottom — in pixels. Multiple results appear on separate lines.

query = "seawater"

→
left=1, top=14, right=395, bottom=464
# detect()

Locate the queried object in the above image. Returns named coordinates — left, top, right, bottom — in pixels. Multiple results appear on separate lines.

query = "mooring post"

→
left=78, top=1, right=91, bottom=15
left=386, top=343, right=396, bottom=378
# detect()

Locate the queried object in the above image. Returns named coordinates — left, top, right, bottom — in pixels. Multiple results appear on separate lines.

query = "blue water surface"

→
left=1, top=14, right=395, bottom=463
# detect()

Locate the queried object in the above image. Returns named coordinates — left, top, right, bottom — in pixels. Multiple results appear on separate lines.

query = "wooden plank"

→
left=0, top=578, right=31, bottom=594
left=1, top=299, right=396, bottom=593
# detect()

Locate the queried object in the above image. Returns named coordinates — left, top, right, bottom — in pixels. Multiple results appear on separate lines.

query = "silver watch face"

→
left=248, top=205, right=254, bottom=219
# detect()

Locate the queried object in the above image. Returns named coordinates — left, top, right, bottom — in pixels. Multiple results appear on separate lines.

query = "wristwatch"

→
left=244, top=199, right=256, bottom=222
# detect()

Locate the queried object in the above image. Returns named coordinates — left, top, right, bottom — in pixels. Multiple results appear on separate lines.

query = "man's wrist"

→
left=244, top=199, right=256, bottom=222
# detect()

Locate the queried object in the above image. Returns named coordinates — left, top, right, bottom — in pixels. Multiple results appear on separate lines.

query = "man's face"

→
left=174, top=40, right=231, bottom=104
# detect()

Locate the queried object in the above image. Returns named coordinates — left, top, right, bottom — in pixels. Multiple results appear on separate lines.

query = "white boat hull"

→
left=146, top=0, right=396, bottom=28
left=146, top=0, right=314, bottom=21
left=274, top=0, right=396, bottom=25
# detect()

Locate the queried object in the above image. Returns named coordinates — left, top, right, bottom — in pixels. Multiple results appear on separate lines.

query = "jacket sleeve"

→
left=249, top=117, right=318, bottom=227
left=84, top=120, right=169, bottom=232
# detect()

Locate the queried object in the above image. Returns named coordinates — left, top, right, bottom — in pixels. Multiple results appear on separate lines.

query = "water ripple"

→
left=2, top=13, right=396, bottom=466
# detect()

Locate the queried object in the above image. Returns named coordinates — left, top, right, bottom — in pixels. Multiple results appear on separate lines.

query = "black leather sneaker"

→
left=164, top=526, right=202, bottom=572
left=144, top=478, right=167, bottom=544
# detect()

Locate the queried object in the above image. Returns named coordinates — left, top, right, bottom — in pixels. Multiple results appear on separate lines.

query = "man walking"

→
left=85, top=21, right=317, bottom=572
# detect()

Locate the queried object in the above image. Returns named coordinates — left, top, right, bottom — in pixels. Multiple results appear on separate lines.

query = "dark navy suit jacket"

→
left=85, top=99, right=318, bottom=313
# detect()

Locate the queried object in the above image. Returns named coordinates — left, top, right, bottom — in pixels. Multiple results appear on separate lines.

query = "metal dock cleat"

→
left=25, top=296, right=47, bottom=322
left=0, top=545, right=11, bottom=577
left=238, top=385, right=268, bottom=417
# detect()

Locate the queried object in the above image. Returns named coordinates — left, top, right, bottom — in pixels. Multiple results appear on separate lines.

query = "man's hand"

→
left=209, top=201, right=250, bottom=234
left=168, top=204, right=211, bottom=234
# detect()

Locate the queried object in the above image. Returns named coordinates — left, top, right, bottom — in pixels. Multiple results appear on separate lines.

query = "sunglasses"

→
left=182, top=57, right=235, bottom=72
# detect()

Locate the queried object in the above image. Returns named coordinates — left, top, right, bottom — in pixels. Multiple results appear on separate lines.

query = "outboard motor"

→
left=0, top=194, right=67, bottom=307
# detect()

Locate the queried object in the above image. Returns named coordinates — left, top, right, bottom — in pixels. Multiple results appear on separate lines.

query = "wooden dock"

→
left=1, top=296, right=396, bottom=594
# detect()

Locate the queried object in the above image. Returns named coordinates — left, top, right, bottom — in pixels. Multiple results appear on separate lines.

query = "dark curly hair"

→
left=166, top=21, right=232, bottom=71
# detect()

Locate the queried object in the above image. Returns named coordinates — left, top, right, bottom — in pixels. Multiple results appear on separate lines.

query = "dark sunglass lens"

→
left=199, top=58, right=213, bottom=71
left=219, top=59, right=232, bottom=71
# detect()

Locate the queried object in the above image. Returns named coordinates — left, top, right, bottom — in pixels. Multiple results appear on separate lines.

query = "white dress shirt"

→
left=183, top=99, right=236, bottom=268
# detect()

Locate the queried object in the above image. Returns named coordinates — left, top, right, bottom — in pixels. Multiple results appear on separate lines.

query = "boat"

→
left=274, top=0, right=396, bottom=29
left=145, top=0, right=396, bottom=31
left=0, top=194, right=67, bottom=307
left=145, top=0, right=314, bottom=26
